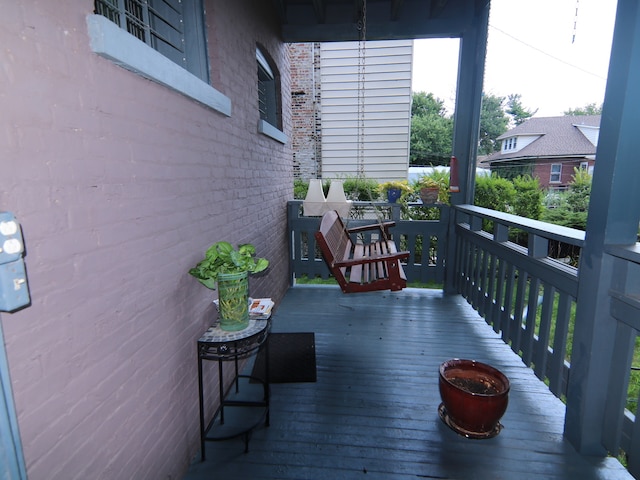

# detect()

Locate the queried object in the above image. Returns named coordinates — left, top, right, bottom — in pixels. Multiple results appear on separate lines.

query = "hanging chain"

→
left=356, top=0, right=367, bottom=179
left=572, top=0, right=579, bottom=44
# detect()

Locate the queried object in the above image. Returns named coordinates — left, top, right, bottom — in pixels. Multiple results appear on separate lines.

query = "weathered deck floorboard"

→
left=185, top=286, right=631, bottom=479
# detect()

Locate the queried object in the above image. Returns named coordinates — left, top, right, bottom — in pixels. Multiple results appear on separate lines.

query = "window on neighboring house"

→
left=512, top=137, right=517, bottom=149
left=94, top=0, right=209, bottom=82
left=580, top=161, right=589, bottom=170
left=256, top=46, right=286, bottom=143
left=550, top=164, right=562, bottom=183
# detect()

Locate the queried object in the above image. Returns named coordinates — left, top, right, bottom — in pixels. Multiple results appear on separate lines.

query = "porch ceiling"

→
left=273, top=0, right=490, bottom=42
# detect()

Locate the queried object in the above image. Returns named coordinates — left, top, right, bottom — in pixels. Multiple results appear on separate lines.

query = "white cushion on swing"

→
left=303, top=179, right=327, bottom=216
left=325, top=180, right=352, bottom=218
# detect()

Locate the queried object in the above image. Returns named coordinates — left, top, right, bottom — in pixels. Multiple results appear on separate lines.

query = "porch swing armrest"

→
left=346, top=221, right=396, bottom=234
left=333, top=251, right=410, bottom=268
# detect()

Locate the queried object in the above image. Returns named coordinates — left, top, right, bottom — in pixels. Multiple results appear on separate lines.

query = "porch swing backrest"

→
left=315, top=210, right=410, bottom=294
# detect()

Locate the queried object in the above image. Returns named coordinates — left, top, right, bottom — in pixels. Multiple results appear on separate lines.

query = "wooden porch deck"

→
left=185, top=286, right=631, bottom=480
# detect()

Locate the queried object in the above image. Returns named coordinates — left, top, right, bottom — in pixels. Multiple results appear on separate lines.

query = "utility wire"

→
left=489, top=24, right=606, bottom=81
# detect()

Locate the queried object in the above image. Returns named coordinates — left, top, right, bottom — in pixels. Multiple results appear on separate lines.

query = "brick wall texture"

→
left=0, top=1, right=291, bottom=478
left=288, top=43, right=322, bottom=179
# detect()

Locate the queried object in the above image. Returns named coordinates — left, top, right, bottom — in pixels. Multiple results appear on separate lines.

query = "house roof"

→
left=484, top=115, right=601, bottom=164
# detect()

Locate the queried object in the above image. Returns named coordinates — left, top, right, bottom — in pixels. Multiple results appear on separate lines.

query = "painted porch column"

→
left=0, top=317, right=27, bottom=480
left=444, top=0, right=490, bottom=293
left=565, top=0, right=640, bottom=455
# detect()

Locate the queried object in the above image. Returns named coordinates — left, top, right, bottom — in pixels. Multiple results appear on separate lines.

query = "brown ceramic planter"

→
left=420, top=187, right=439, bottom=204
left=438, top=359, right=510, bottom=439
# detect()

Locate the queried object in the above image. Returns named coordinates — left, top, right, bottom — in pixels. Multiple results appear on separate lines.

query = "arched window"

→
left=256, top=46, right=286, bottom=143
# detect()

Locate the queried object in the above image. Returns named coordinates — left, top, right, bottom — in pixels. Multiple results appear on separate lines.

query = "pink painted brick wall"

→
left=0, top=0, right=291, bottom=478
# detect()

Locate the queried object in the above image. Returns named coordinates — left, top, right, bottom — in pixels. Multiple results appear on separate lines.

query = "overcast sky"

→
left=412, top=0, right=618, bottom=117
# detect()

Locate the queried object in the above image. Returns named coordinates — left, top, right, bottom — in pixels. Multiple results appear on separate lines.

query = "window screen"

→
left=95, top=0, right=209, bottom=81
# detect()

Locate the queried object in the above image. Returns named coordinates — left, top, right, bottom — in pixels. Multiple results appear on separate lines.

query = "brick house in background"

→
left=482, top=115, right=600, bottom=189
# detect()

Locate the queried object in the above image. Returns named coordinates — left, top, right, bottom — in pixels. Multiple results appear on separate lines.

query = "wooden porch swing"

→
left=315, top=0, right=410, bottom=294
left=315, top=210, right=410, bottom=293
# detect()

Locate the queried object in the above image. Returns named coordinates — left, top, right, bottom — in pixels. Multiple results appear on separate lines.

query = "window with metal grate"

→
left=255, top=46, right=286, bottom=143
left=94, top=0, right=209, bottom=82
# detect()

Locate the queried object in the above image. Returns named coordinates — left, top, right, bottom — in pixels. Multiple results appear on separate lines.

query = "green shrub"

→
left=294, top=178, right=309, bottom=199
left=474, top=174, right=516, bottom=212
left=342, top=176, right=381, bottom=201
left=512, top=175, right=543, bottom=219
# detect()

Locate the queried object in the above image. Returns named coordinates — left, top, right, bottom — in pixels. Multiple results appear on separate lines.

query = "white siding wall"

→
left=320, top=41, right=412, bottom=182
left=575, top=125, right=600, bottom=146
left=509, top=134, right=541, bottom=153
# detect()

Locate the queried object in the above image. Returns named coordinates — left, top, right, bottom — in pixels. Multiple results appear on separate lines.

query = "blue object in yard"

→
left=386, top=188, right=402, bottom=203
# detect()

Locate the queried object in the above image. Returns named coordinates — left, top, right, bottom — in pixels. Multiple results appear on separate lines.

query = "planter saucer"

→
left=438, top=403, right=503, bottom=439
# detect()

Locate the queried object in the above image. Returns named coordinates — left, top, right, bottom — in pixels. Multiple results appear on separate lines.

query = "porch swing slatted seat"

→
left=315, top=210, right=410, bottom=293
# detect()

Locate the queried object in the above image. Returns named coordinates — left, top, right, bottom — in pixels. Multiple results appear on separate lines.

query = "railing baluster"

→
left=522, top=276, right=541, bottom=366
left=511, top=270, right=528, bottom=356
left=534, top=283, right=555, bottom=380
left=487, top=255, right=504, bottom=333
left=547, top=292, right=571, bottom=397
left=478, top=246, right=490, bottom=319
left=500, top=262, right=516, bottom=344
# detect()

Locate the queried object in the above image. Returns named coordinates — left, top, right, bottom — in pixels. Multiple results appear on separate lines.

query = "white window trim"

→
left=550, top=164, right=562, bottom=183
left=258, top=119, right=287, bottom=144
left=86, top=14, right=231, bottom=117
left=256, top=48, right=274, bottom=78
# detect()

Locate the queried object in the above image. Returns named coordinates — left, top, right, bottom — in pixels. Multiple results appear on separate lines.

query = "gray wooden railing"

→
left=453, top=204, right=640, bottom=475
left=452, top=204, right=585, bottom=398
left=287, top=200, right=448, bottom=286
left=288, top=200, right=640, bottom=473
left=602, top=243, right=640, bottom=472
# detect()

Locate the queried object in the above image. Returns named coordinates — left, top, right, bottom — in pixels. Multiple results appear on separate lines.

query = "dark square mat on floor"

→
left=251, top=332, right=316, bottom=383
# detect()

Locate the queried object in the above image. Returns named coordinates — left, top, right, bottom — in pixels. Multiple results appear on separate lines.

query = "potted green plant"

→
left=378, top=180, right=412, bottom=203
left=189, top=241, right=269, bottom=331
left=415, top=176, right=442, bottom=204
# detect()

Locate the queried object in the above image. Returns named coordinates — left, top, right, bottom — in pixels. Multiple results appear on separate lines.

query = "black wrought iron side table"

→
left=197, top=318, right=270, bottom=460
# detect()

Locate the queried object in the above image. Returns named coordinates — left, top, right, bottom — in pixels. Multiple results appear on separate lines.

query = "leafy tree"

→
left=506, top=94, right=537, bottom=126
left=410, top=114, right=453, bottom=165
left=564, top=103, right=603, bottom=116
left=478, top=93, right=509, bottom=155
left=409, top=92, right=453, bottom=165
left=411, top=91, right=447, bottom=117
left=410, top=91, right=532, bottom=163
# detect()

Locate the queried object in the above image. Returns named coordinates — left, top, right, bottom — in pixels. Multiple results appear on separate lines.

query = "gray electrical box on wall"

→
left=0, top=212, right=30, bottom=312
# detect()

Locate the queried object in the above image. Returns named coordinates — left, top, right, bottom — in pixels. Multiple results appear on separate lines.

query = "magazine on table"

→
left=249, top=298, right=274, bottom=319
left=212, top=297, right=274, bottom=319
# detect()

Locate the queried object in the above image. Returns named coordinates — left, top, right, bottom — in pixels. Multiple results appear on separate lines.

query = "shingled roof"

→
left=484, top=115, right=600, bottom=164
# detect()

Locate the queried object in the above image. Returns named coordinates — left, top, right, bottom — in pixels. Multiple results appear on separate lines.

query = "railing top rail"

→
left=606, top=243, right=640, bottom=265
left=455, top=204, right=586, bottom=247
